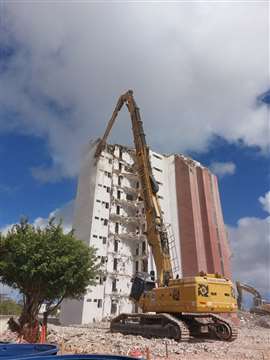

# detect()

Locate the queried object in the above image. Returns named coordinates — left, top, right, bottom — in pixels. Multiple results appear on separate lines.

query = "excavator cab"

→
left=130, top=272, right=156, bottom=301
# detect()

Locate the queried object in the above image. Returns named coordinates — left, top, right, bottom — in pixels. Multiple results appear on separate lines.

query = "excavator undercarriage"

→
left=111, top=312, right=238, bottom=342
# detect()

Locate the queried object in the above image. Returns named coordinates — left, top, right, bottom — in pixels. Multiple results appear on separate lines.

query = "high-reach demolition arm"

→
left=95, top=90, right=172, bottom=286
left=95, top=90, right=238, bottom=342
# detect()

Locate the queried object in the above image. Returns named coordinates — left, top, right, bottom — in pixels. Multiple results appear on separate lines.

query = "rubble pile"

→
left=0, top=329, right=21, bottom=343
left=238, top=310, right=270, bottom=329
left=46, top=313, right=270, bottom=360
left=1, top=312, right=269, bottom=360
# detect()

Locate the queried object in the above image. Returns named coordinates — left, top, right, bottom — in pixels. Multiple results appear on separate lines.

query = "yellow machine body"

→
left=140, top=274, right=237, bottom=314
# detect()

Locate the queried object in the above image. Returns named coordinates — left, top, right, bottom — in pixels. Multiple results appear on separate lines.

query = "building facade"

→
left=60, top=142, right=232, bottom=325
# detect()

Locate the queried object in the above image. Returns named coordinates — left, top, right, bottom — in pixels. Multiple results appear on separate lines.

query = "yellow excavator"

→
left=95, top=90, right=238, bottom=341
left=236, top=281, right=270, bottom=315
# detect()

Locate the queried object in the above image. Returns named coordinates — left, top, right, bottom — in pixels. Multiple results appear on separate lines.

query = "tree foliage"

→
left=0, top=218, right=99, bottom=340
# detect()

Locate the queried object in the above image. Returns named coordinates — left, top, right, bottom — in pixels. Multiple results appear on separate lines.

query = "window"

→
left=117, top=190, right=121, bottom=200
left=98, top=184, right=102, bottom=188
left=101, top=256, right=107, bottom=264
left=105, top=202, right=109, bottom=209
left=114, top=240, right=118, bottom=252
left=95, top=216, right=99, bottom=220
left=118, top=176, right=122, bottom=186
left=135, top=261, right=139, bottom=272
left=96, top=199, right=101, bottom=203
left=115, top=223, right=119, bottom=234
left=126, top=194, right=133, bottom=201
left=86, top=299, right=92, bottom=302
left=107, top=186, right=110, bottom=193
left=116, top=206, right=120, bottom=215
left=113, top=258, right=118, bottom=271
left=108, top=159, right=112, bottom=164
left=111, top=302, right=117, bottom=314
left=135, top=247, right=139, bottom=256
left=97, top=299, right=102, bottom=308
left=119, top=148, right=123, bottom=160
left=104, top=171, right=112, bottom=178
left=93, top=235, right=98, bottom=238
left=104, top=219, right=108, bottom=226
left=153, top=154, right=162, bottom=160
left=142, top=241, right=146, bottom=255
left=142, top=259, right=148, bottom=272
left=112, top=279, right=117, bottom=292
left=102, top=237, right=107, bottom=244
left=158, top=195, right=164, bottom=200
left=119, top=163, right=122, bottom=171
left=153, top=167, right=162, bottom=173
left=136, top=182, right=140, bottom=189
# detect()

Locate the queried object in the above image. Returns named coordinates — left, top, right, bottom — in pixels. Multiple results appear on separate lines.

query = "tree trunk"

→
left=42, top=311, right=48, bottom=340
left=9, top=296, right=40, bottom=342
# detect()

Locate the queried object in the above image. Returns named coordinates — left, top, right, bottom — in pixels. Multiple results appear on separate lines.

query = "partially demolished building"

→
left=60, top=142, right=231, bottom=325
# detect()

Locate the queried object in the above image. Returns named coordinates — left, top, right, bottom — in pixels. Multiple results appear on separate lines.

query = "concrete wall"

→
left=174, top=155, right=232, bottom=278
left=0, top=315, right=10, bottom=334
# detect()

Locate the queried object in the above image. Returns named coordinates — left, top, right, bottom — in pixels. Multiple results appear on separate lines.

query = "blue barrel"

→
left=0, top=344, right=58, bottom=358
left=14, top=356, right=141, bottom=360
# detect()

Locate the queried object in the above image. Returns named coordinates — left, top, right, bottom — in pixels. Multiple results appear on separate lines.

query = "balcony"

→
left=116, top=232, right=146, bottom=242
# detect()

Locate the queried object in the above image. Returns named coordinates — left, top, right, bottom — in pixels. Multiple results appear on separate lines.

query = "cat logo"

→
left=172, top=288, right=180, bottom=301
left=198, top=284, right=209, bottom=297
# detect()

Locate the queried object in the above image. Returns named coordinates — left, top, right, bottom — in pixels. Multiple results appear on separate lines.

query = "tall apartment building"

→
left=60, top=142, right=232, bottom=325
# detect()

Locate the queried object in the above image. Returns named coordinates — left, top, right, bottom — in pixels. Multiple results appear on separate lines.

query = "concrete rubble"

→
left=1, top=312, right=269, bottom=360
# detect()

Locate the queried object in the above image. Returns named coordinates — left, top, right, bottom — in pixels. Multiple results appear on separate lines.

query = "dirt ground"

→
left=1, top=312, right=270, bottom=360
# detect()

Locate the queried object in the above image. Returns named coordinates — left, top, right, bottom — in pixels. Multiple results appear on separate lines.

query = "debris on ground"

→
left=1, top=312, right=269, bottom=360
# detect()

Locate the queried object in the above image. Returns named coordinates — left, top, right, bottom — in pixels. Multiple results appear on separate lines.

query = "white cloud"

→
left=209, top=161, right=236, bottom=177
left=229, top=192, right=270, bottom=297
left=33, top=201, right=74, bottom=233
left=259, top=191, right=270, bottom=214
left=0, top=2, right=268, bottom=181
left=0, top=201, right=74, bottom=235
left=0, top=224, right=13, bottom=235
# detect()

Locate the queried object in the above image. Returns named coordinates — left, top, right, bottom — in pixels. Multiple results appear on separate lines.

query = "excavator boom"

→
left=95, top=90, right=172, bottom=286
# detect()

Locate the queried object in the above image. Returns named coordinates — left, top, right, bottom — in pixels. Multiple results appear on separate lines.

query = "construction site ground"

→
left=1, top=312, right=270, bottom=360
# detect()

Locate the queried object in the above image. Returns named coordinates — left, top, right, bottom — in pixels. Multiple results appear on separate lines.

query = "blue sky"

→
left=0, top=134, right=76, bottom=227
left=0, top=2, right=269, bottom=298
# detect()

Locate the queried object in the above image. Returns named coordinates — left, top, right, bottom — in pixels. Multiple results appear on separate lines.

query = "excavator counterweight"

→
left=95, top=90, right=238, bottom=342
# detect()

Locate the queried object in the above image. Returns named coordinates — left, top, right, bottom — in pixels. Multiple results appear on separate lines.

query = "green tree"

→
left=0, top=218, right=99, bottom=341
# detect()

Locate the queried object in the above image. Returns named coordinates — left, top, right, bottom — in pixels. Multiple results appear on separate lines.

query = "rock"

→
left=255, top=316, right=270, bottom=329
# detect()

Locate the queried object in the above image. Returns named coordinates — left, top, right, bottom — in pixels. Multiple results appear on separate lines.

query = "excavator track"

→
left=110, top=313, right=190, bottom=342
left=210, top=313, right=238, bottom=341
left=111, top=312, right=238, bottom=342
left=182, top=313, right=238, bottom=342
